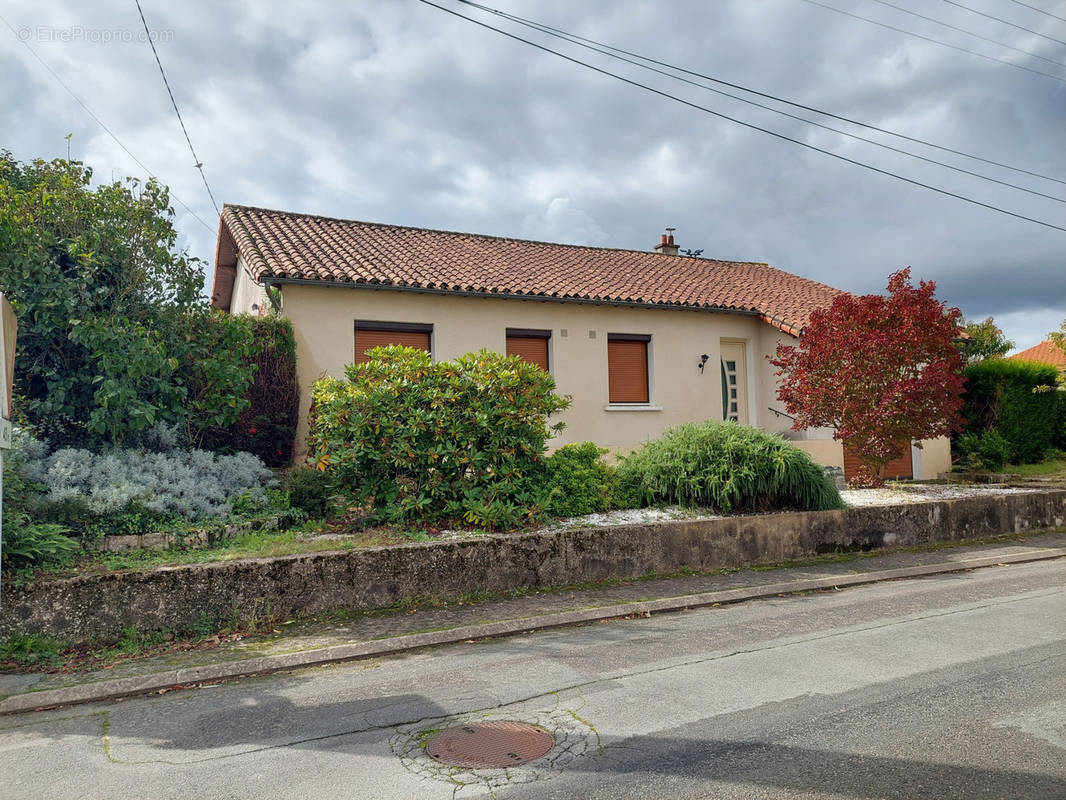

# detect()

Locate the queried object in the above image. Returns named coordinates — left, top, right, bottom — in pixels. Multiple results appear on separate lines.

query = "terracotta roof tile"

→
left=215, top=204, right=844, bottom=334
left=1009, top=339, right=1066, bottom=369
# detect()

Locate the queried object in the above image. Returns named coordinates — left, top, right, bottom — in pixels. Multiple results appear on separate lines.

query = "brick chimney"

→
left=654, top=227, right=679, bottom=256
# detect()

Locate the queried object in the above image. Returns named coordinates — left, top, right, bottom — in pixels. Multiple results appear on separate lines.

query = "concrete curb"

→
left=2, top=547, right=1063, bottom=716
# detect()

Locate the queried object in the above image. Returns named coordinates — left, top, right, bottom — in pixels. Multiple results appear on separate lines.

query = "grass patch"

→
left=1005, top=457, right=1066, bottom=477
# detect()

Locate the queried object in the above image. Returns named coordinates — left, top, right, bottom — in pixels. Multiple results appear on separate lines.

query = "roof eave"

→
left=263, top=275, right=769, bottom=319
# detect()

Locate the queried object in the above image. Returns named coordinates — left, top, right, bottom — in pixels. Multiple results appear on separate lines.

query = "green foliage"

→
left=309, top=346, right=570, bottom=528
left=1, top=518, right=79, bottom=569
left=956, top=316, right=1014, bottom=363
left=955, top=429, right=1011, bottom=471
left=616, top=420, right=844, bottom=513
left=283, top=466, right=332, bottom=519
left=963, top=359, right=1060, bottom=463
left=1, top=430, right=79, bottom=568
left=200, top=316, right=300, bottom=466
left=0, top=633, right=66, bottom=669
left=543, top=442, right=617, bottom=517
left=0, top=152, right=256, bottom=448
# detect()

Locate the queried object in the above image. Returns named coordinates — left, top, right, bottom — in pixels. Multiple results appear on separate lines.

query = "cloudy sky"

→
left=2, top=0, right=1063, bottom=349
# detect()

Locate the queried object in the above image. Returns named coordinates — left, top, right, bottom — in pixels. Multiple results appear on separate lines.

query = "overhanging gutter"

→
left=260, top=275, right=768, bottom=319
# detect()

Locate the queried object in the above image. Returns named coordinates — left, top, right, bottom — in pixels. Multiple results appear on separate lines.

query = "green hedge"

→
left=543, top=442, right=617, bottom=517
left=616, top=420, right=843, bottom=513
left=308, top=346, right=569, bottom=528
left=962, top=359, right=1060, bottom=463
left=200, top=317, right=299, bottom=467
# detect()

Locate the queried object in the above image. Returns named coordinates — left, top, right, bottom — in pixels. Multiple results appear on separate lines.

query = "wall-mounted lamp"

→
left=698, top=353, right=709, bottom=373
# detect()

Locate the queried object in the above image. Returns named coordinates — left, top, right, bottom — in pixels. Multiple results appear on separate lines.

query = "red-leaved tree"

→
left=770, top=268, right=965, bottom=487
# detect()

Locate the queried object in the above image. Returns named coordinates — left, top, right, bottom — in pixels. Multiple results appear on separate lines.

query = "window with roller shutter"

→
left=607, top=334, right=650, bottom=403
left=354, top=321, right=431, bottom=363
left=505, top=328, right=550, bottom=371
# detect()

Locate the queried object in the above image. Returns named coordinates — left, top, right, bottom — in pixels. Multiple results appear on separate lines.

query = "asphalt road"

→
left=2, top=559, right=1063, bottom=799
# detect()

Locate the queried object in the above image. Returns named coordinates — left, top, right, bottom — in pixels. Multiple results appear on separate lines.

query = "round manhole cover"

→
left=425, top=721, right=556, bottom=768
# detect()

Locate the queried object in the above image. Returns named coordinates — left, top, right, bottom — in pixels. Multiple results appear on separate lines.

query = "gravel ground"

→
left=535, top=483, right=1042, bottom=532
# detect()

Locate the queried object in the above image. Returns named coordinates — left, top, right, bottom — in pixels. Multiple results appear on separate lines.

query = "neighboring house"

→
left=211, top=204, right=950, bottom=480
left=1008, top=340, right=1066, bottom=374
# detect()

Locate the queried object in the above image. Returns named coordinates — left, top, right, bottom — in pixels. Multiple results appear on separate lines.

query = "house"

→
left=1008, top=339, right=1066, bottom=374
left=211, top=204, right=950, bottom=480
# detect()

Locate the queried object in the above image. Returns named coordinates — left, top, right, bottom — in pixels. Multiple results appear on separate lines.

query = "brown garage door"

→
left=843, top=442, right=913, bottom=482
left=506, top=331, right=550, bottom=371
left=354, top=324, right=431, bottom=363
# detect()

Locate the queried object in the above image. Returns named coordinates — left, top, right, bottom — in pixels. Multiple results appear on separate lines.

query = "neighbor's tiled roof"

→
left=214, top=204, right=843, bottom=335
left=1009, top=339, right=1066, bottom=370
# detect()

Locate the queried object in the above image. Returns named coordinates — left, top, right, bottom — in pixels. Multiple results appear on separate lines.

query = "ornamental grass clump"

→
left=616, top=420, right=843, bottom=513
left=308, top=346, right=570, bottom=528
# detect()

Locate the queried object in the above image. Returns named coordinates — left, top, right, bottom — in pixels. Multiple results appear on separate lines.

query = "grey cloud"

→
left=1, top=0, right=1062, bottom=350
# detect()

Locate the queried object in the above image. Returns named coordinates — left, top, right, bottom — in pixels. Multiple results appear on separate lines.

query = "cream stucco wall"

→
left=230, top=256, right=267, bottom=315
left=281, top=284, right=775, bottom=455
left=272, top=283, right=952, bottom=478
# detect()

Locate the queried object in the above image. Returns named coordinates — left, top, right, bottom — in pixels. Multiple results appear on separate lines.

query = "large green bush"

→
left=962, top=359, right=1060, bottom=463
left=616, top=420, right=844, bottom=513
left=543, top=442, right=617, bottom=517
left=200, top=316, right=299, bottom=466
left=0, top=152, right=257, bottom=449
left=309, top=346, right=570, bottom=528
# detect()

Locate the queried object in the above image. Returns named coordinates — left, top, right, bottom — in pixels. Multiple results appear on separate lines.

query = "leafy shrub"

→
left=309, top=346, right=570, bottom=527
left=2, top=517, right=79, bottom=569
left=543, top=442, right=617, bottom=517
left=200, top=316, right=299, bottom=467
left=8, top=429, right=276, bottom=546
left=1, top=429, right=80, bottom=567
left=963, top=359, right=1060, bottom=463
left=616, top=420, right=844, bottom=513
left=284, top=466, right=332, bottom=519
left=956, top=429, right=1011, bottom=472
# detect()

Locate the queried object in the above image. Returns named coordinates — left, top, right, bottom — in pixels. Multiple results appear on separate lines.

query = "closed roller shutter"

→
left=506, top=334, right=549, bottom=371
left=608, top=337, right=649, bottom=403
left=354, top=326, right=431, bottom=363
left=843, top=443, right=913, bottom=482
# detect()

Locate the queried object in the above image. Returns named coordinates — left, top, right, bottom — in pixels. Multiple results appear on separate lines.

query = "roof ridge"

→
left=222, top=202, right=770, bottom=267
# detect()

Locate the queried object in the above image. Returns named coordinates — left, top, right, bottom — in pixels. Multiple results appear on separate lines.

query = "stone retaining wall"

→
left=4, top=490, right=1064, bottom=642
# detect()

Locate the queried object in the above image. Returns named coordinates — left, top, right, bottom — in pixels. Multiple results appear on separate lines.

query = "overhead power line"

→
left=795, top=0, right=1066, bottom=83
left=0, top=13, right=215, bottom=232
left=866, top=0, right=1066, bottom=66
left=944, top=0, right=1066, bottom=46
left=1006, top=0, right=1066, bottom=24
left=418, top=0, right=1066, bottom=233
left=459, top=0, right=1064, bottom=202
left=134, top=0, right=221, bottom=217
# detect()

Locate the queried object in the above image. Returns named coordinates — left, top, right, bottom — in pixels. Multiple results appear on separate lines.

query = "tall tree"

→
left=957, top=316, right=1014, bottom=363
left=0, top=152, right=253, bottom=447
left=770, top=268, right=965, bottom=487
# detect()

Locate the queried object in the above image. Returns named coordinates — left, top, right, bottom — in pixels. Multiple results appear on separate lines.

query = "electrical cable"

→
left=944, top=0, right=1066, bottom=45
left=135, top=0, right=221, bottom=217
left=417, top=0, right=1066, bottom=233
left=461, top=0, right=1065, bottom=186
left=458, top=0, right=1063, bottom=202
left=795, top=0, right=1066, bottom=83
left=0, top=13, right=215, bottom=232
left=865, top=0, right=1066, bottom=65
left=1005, top=0, right=1066, bottom=25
